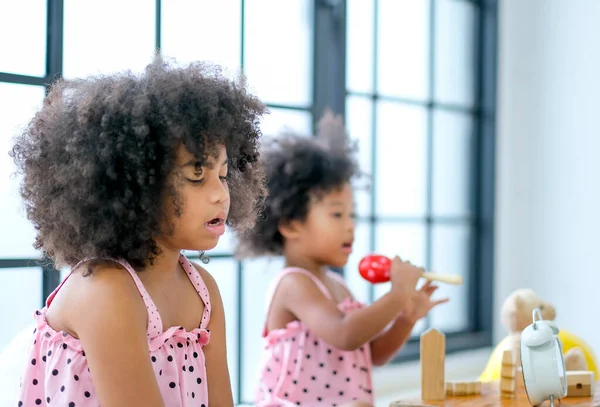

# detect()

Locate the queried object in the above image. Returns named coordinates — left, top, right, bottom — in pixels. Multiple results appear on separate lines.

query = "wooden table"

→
left=391, top=382, right=600, bottom=407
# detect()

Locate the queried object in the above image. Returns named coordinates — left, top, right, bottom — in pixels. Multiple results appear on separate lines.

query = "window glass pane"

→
left=344, top=220, right=372, bottom=305
left=346, top=0, right=374, bottom=94
left=346, top=95, right=373, bottom=217
left=63, top=0, right=156, bottom=78
left=0, top=0, right=47, bottom=77
left=0, top=267, right=42, bottom=349
left=202, top=227, right=235, bottom=256
left=411, top=316, right=428, bottom=337
left=244, top=0, right=313, bottom=106
left=60, top=266, right=71, bottom=283
left=375, top=102, right=428, bottom=217
left=261, top=108, right=312, bottom=138
left=202, top=258, right=239, bottom=402
left=434, top=0, right=477, bottom=107
left=377, top=0, right=430, bottom=100
left=432, top=110, right=474, bottom=217
left=0, top=83, right=45, bottom=258
left=429, top=223, right=471, bottom=332
left=240, top=256, right=285, bottom=403
left=183, top=227, right=235, bottom=257
left=372, top=222, right=426, bottom=300
left=161, top=0, right=241, bottom=74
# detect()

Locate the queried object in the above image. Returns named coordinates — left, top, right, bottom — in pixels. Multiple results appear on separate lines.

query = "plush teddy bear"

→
left=480, top=288, right=596, bottom=381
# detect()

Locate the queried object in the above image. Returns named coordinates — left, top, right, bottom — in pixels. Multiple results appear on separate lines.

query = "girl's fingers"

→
left=432, top=298, right=450, bottom=306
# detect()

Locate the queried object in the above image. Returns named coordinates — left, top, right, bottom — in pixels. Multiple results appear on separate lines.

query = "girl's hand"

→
left=389, top=256, right=422, bottom=315
left=400, top=281, right=449, bottom=324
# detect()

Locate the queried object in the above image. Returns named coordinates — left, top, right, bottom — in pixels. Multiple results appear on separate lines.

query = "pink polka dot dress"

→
left=255, top=268, right=374, bottom=406
left=17, top=254, right=211, bottom=406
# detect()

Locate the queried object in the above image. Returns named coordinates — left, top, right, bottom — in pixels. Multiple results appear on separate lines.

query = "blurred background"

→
left=1, top=0, right=598, bottom=405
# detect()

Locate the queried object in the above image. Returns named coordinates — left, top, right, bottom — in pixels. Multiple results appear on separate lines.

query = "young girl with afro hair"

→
left=11, top=56, right=267, bottom=406
left=235, top=111, right=449, bottom=407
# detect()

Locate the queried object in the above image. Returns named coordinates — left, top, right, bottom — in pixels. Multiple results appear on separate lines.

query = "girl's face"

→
left=158, top=144, right=230, bottom=252
left=291, top=182, right=356, bottom=268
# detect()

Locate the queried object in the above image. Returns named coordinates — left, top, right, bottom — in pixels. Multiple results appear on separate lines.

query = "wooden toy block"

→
left=455, top=382, right=469, bottom=396
left=500, top=349, right=517, bottom=398
left=501, top=376, right=516, bottom=398
left=501, top=363, right=516, bottom=378
left=467, top=380, right=482, bottom=395
left=420, top=328, right=446, bottom=401
left=501, top=377, right=515, bottom=393
left=515, top=367, right=524, bottom=390
left=501, top=391, right=516, bottom=399
left=390, top=402, right=437, bottom=407
left=566, top=370, right=595, bottom=397
left=451, top=381, right=468, bottom=396
left=502, top=349, right=516, bottom=366
left=445, top=380, right=482, bottom=396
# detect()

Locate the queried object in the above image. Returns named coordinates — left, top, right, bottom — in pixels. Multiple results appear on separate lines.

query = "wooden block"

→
left=420, top=328, right=446, bottom=401
left=445, top=380, right=482, bottom=396
left=501, top=377, right=515, bottom=393
left=390, top=402, right=437, bottom=407
left=453, top=382, right=468, bottom=396
left=515, top=367, right=524, bottom=390
left=501, top=376, right=516, bottom=399
left=566, top=371, right=595, bottom=397
left=467, top=381, right=482, bottom=395
left=502, top=349, right=515, bottom=366
left=501, top=391, right=516, bottom=399
left=501, top=363, right=516, bottom=378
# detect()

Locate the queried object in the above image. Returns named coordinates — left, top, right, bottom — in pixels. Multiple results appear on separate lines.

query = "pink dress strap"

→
left=178, top=254, right=211, bottom=329
left=44, top=257, right=163, bottom=338
left=262, top=267, right=332, bottom=337
left=327, top=270, right=354, bottom=297
left=111, top=258, right=164, bottom=338
left=44, top=254, right=210, bottom=338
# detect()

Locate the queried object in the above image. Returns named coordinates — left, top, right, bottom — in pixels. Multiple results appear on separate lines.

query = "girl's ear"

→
left=278, top=219, right=304, bottom=240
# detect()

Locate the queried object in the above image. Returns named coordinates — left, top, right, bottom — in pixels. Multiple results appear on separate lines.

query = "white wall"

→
left=495, top=0, right=600, bottom=355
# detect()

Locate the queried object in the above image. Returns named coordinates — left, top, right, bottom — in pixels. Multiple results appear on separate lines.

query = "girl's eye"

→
left=187, top=177, right=205, bottom=184
left=219, top=176, right=228, bottom=182
left=332, top=213, right=343, bottom=218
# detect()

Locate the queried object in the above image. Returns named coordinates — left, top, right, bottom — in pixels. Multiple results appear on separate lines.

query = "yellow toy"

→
left=480, top=288, right=598, bottom=381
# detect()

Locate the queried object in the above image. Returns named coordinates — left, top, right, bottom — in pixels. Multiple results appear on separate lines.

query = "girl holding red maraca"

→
left=234, top=110, right=449, bottom=407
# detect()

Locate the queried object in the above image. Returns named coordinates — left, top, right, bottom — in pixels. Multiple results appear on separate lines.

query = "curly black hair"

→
left=235, top=110, right=363, bottom=258
left=10, top=56, right=267, bottom=270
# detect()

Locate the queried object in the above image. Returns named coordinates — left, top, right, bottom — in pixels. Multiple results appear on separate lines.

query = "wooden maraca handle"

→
left=420, top=272, right=463, bottom=285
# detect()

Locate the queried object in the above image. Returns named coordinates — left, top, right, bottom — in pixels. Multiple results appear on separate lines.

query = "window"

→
left=62, top=0, right=156, bottom=79
left=0, top=0, right=497, bottom=403
left=0, top=1, right=47, bottom=77
left=344, top=0, right=497, bottom=361
left=0, top=83, right=46, bottom=349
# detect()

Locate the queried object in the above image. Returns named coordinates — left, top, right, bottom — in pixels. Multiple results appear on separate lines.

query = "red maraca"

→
left=359, top=254, right=392, bottom=284
left=358, top=254, right=463, bottom=285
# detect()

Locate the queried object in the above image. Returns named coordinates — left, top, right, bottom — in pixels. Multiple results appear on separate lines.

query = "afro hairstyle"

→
left=10, top=55, right=267, bottom=270
left=234, top=109, right=363, bottom=258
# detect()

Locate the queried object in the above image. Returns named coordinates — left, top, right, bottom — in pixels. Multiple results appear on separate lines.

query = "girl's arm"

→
left=369, top=281, right=449, bottom=366
left=193, top=264, right=234, bottom=407
left=369, top=315, right=415, bottom=366
left=274, top=258, right=422, bottom=351
left=62, top=266, right=165, bottom=407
